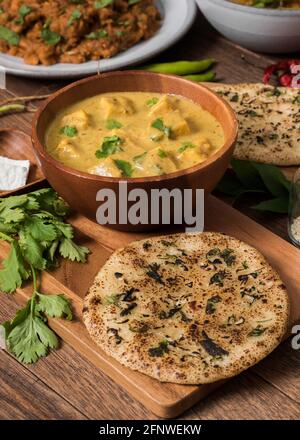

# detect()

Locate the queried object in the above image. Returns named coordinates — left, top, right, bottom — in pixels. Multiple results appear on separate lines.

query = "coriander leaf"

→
left=252, top=197, right=289, bottom=214
left=86, top=29, right=108, bottom=39
left=0, top=207, right=25, bottom=224
left=30, top=189, right=69, bottom=217
left=6, top=312, right=58, bottom=364
left=146, top=97, right=159, bottom=107
left=36, top=293, right=73, bottom=320
left=0, top=25, right=20, bottom=46
left=0, top=194, right=28, bottom=210
left=0, top=241, right=29, bottom=293
left=178, top=142, right=195, bottom=154
left=114, top=159, right=133, bottom=177
left=47, top=240, right=59, bottom=263
left=60, top=125, right=78, bottom=137
left=128, top=0, right=141, bottom=5
left=67, top=9, right=82, bottom=27
left=133, top=152, right=147, bottom=163
left=95, top=135, right=124, bottom=158
left=16, top=5, right=32, bottom=25
left=94, top=0, right=114, bottom=8
left=25, top=217, right=57, bottom=242
left=106, top=119, right=123, bottom=129
left=41, top=28, right=61, bottom=46
left=59, top=238, right=90, bottom=263
left=19, top=229, right=47, bottom=271
left=151, top=118, right=172, bottom=138
left=158, top=149, right=168, bottom=158
left=53, top=220, right=74, bottom=239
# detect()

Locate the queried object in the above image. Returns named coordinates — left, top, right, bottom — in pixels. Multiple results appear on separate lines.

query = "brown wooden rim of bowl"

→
left=32, top=71, right=238, bottom=184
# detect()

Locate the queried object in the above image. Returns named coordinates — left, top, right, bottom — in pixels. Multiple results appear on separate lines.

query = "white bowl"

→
left=196, top=0, right=300, bottom=53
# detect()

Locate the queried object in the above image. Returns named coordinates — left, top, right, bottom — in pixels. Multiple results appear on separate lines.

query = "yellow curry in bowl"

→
left=230, top=0, right=300, bottom=8
left=45, top=92, right=224, bottom=178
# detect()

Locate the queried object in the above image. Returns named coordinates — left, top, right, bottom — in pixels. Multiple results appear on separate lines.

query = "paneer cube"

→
left=163, top=110, right=190, bottom=138
left=61, top=110, right=89, bottom=130
left=140, top=148, right=178, bottom=177
left=100, top=96, right=135, bottom=119
left=89, top=158, right=122, bottom=178
left=148, top=95, right=174, bottom=118
left=56, top=139, right=80, bottom=161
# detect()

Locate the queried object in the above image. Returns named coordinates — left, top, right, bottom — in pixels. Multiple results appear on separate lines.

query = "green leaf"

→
left=6, top=313, right=58, bottom=364
left=231, top=159, right=265, bottom=190
left=19, top=229, right=47, bottom=271
left=114, top=159, right=133, bottom=177
left=128, top=0, right=141, bottom=4
left=146, top=97, right=159, bottom=108
left=158, top=149, right=168, bottom=158
left=151, top=118, right=172, bottom=139
left=59, top=238, right=90, bottom=263
left=95, top=135, right=124, bottom=158
left=85, top=29, right=108, bottom=39
left=252, top=197, right=289, bottom=214
left=60, top=125, right=78, bottom=137
left=133, top=152, right=147, bottom=163
left=252, top=162, right=291, bottom=198
left=15, top=5, right=32, bottom=24
left=41, top=28, right=61, bottom=46
left=67, top=9, right=82, bottom=27
left=36, top=293, right=73, bottom=320
left=94, top=0, right=113, bottom=8
left=0, top=241, right=29, bottom=293
left=106, top=119, right=123, bottom=129
left=0, top=25, right=20, bottom=46
left=0, top=207, right=25, bottom=224
left=26, top=217, right=57, bottom=242
left=178, top=142, right=196, bottom=154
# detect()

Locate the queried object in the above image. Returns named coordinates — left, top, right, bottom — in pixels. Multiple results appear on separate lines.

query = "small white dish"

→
left=196, top=0, right=300, bottom=53
left=0, top=0, right=196, bottom=79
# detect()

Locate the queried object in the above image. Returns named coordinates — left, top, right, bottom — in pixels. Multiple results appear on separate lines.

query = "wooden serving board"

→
left=1, top=192, right=300, bottom=419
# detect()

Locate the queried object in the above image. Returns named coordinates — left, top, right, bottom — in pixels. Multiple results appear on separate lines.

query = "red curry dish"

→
left=0, top=0, right=161, bottom=65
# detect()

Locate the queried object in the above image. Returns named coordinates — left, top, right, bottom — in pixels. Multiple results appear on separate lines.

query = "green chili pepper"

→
left=0, top=103, right=26, bottom=115
left=140, top=59, right=215, bottom=75
left=183, top=71, right=216, bottom=82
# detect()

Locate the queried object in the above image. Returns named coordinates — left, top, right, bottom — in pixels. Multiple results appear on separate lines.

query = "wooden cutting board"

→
left=1, top=192, right=300, bottom=418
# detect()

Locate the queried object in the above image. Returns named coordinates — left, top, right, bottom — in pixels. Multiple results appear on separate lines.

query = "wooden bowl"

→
left=32, top=71, right=238, bottom=231
left=0, top=128, right=45, bottom=197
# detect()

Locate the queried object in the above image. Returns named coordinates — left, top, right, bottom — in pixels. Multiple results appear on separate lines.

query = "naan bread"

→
left=213, top=83, right=300, bottom=165
left=83, top=232, right=289, bottom=385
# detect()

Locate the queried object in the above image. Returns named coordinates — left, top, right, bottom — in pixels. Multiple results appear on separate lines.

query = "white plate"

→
left=0, top=0, right=196, bottom=79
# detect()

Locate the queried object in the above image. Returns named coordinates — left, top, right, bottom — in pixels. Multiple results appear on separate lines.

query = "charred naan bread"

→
left=83, top=232, right=289, bottom=384
left=213, top=83, right=300, bottom=165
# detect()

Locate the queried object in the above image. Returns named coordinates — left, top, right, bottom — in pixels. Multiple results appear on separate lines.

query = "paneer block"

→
left=56, top=139, right=80, bottom=161
left=140, top=148, right=178, bottom=177
left=100, top=96, right=136, bottom=119
left=162, top=110, right=190, bottom=138
left=61, top=110, right=89, bottom=130
left=89, top=158, right=122, bottom=178
left=148, top=95, right=174, bottom=118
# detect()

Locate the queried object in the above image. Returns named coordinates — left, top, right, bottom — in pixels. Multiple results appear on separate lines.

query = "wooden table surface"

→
left=1, top=11, right=300, bottom=420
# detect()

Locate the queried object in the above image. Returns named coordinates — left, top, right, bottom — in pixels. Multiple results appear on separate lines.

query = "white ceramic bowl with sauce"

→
left=196, top=0, right=300, bottom=53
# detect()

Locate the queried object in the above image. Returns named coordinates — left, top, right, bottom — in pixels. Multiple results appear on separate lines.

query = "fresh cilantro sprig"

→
left=3, top=265, right=72, bottom=364
left=0, top=189, right=90, bottom=364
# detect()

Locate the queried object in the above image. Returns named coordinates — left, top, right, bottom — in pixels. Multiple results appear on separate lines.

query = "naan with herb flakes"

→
left=213, top=83, right=300, bottom=165
left=83, top=232, right=289, bottom=384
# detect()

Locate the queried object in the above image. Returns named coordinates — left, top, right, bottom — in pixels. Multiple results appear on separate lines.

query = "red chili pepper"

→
left=263, top=59, right=300, bottom=87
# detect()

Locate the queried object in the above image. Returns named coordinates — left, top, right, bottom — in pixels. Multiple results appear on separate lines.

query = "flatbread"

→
left=83, top=232, right=289, bottom=385
left=213, top=83, right=300, bottom=165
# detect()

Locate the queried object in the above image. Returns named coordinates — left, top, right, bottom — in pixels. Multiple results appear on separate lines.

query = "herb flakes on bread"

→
left=213, top=83, right=300, bottom=166
left=83, top=232, right=289, bottom=385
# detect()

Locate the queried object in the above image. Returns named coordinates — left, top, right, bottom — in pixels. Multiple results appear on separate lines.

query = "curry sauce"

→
left=45, top=92, right=225, bottom=178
